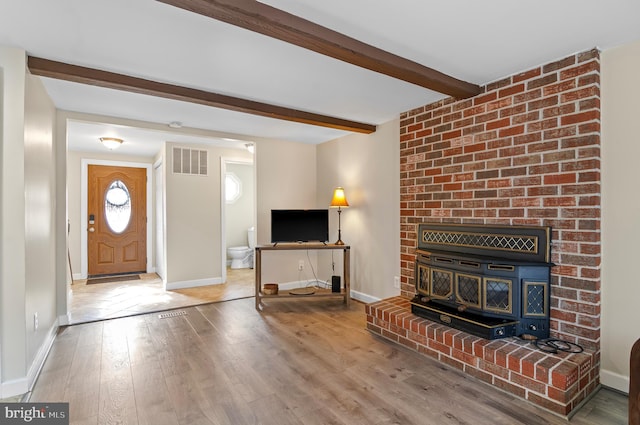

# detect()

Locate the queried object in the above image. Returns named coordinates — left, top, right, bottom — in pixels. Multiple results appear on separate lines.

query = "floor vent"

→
left=158, top=310, right=187, bottom=319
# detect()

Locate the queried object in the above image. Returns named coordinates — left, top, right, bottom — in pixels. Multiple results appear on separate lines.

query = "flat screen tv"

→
left=271, top=209, right=329, bottom=244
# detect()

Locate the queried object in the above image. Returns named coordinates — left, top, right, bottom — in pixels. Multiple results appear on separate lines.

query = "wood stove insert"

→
left=411, top=223, right=553, bottom=340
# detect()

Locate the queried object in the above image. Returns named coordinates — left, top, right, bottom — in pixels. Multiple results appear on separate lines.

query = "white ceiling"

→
left=1, top=0, right=639, bottom=156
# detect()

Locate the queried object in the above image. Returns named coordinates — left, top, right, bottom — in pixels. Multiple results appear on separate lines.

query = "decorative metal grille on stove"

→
left=417, top=265, right=429, bottom=295
left=456, top=275, right=480, bottom=306
left=422, top=231, right=537, bottom=253
left=431, top=270, right=452, bottom=298
left=485, top=279, right=511, bottom=313
left=525, top=283, right=546, bottom=316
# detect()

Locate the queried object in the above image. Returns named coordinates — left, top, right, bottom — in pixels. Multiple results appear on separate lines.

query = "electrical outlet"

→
left=298, top=260, right=304, bottom=271
left=34, top=312, right=39, bottom=331
left=393, top=276, right=400, bottom=289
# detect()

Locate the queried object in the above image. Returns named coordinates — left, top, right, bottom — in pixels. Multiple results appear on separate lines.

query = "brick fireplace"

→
left=368, top=48, right=601, bottom=416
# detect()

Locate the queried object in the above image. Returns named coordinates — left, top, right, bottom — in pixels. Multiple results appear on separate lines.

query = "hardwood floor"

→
left=31, top=297, right=627, bottom=425
left=69, top=268, right=254, bottom=324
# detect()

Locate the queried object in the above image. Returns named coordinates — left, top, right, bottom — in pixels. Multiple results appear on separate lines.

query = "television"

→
left=271, top=209, right=329, bottom=244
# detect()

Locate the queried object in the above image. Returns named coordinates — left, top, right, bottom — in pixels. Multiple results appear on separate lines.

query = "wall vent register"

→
left=172, top=147, right=208, bottom=176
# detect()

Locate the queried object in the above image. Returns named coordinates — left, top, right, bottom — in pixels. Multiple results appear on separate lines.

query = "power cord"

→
left=294, top=250, right=334, bottom=290
left=533, top=338, right=584, bottom=354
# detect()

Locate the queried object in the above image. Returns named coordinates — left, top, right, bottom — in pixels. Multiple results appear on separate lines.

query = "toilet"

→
left=227, top=227, right=255, bottom=269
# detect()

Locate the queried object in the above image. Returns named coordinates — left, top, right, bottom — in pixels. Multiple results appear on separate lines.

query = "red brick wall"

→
left=399, top=49, right=601, bottom=353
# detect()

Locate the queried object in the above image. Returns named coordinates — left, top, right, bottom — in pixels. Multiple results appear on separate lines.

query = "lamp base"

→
left=335, top=239, right=345, bottom=246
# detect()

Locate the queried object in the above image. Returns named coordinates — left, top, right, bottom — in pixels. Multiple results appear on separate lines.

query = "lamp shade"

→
left=100, top=137, right=123, bottom=150
left=330, top=187, right=349, bottom=208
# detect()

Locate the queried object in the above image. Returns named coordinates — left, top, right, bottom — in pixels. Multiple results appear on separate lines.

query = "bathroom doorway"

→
left=221, top=157, right=256, bottom=285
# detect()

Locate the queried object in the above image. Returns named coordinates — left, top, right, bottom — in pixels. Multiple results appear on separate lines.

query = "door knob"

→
left=89, top=227, right=95, bottom=232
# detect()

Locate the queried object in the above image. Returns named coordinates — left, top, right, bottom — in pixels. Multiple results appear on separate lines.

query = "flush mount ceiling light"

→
left=100, top=137, right=123, bottom=150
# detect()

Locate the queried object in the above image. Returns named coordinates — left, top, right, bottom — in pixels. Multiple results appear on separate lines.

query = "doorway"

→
left=87, top=164, right=147, bottom=276
left=221, top=157, right=255, bottom=283
left=80, top=159, right=153, bottom=278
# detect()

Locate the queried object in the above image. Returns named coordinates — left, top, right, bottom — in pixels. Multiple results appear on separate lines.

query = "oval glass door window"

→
left=105, top=180, right=131, bottom=233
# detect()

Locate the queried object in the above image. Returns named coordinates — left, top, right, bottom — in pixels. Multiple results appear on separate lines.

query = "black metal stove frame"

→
left=411, top=223, right=553, bottom=340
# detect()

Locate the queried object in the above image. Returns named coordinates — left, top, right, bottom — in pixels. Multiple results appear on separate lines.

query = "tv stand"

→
left=254, top=243, right=350, bottom=310
left=272, top=241, right=328, bottom=247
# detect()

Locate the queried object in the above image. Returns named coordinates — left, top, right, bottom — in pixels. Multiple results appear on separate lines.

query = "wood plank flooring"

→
left=31, top=297, right=628, bottom=425
left=69, top=269, right=254, bottom=324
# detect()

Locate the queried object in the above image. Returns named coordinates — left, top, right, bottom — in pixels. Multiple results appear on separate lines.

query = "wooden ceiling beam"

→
left=156, top=0, right=482, bottom=99
left=27, top=56, right=376, bottom=134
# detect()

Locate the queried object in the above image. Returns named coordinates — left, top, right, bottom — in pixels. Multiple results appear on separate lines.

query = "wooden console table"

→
left=254, top=244, right=350, bottom=310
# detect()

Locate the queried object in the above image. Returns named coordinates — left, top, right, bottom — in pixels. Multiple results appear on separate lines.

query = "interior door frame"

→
left=80, top=159, right=153, bottom=279
left=153, top=158, right=165, bottom=283
left=220, top=156, right=255, bottom=283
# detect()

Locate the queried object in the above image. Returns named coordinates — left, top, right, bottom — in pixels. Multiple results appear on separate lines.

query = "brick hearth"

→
left=396, top=47, right=602, bottom=415
left=366, top=297, right=598, bottom=416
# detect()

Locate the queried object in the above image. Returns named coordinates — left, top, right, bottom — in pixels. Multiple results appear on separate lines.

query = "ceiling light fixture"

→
left=100, top=137, right=124, bottom=150
left=169, top=121, right=182, bottom=128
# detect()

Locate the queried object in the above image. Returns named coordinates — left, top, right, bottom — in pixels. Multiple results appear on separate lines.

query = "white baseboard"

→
left=0, top=377, right=28, bottom=400
left=266, top=281, right=380, bottom=304
left=600, top=369, right=630, bottom=394
left=276, top=280, right=319, bottom=290
left=1, top=320, right=59, bottom=399
left=166, top=277, right=224, bottom=290
left=350, top=290, right=381, bottom=304
left=27, top=320, right=58, bottom=391
left=58, top=312, right=71, bottom=326
left=72, top=272, right=84, bottom=281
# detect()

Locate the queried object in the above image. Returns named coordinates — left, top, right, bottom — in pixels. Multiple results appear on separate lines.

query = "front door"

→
left=88, top=165, right=147, bottom=277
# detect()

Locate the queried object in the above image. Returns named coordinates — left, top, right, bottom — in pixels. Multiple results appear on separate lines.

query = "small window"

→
left=105, top=180, right=131, bottom=233
left=225, top=172, right=242, bottom=204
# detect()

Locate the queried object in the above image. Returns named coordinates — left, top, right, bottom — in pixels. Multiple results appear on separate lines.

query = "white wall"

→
left=55, top=113, right=70, bottom=326
left=0, top=47, right=58, bottom=398
left=24, top=71, right=57, bottom=380
left=601, top=39, right=640, bottom=393
left=164, top=142, right=252, bottom=288
left=0, top=45, right=28, bottom=397
left=255, top=139, right=321, bottom=284
left=316, top=119, right=401, bottom=302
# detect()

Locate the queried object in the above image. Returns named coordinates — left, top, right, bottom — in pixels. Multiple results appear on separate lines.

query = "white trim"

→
left=58, top=282, right=72, bottom=326
left=72, top=272, right=83, bottom=281
left=256, top=280, right=377, bottom=304
left=153, top=158, right=166, bottom=284
left=220, top=158, right=227, bottom=284
left=165, top=277, right=224, bottom=290
left=600, top=369, right=630, bottom=394
left=0, top=318, right=57, bottom=398
left=0, top=378, right=28, bottom=400
left=27, top=320, right=58, bottom=392
left=350, top=290, right=381, bottom=304
left=57, top=313, right=71, bottom=327
left=80, top=159, right=153, bottom=278
left=276, top=280, right=314, bottom=290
